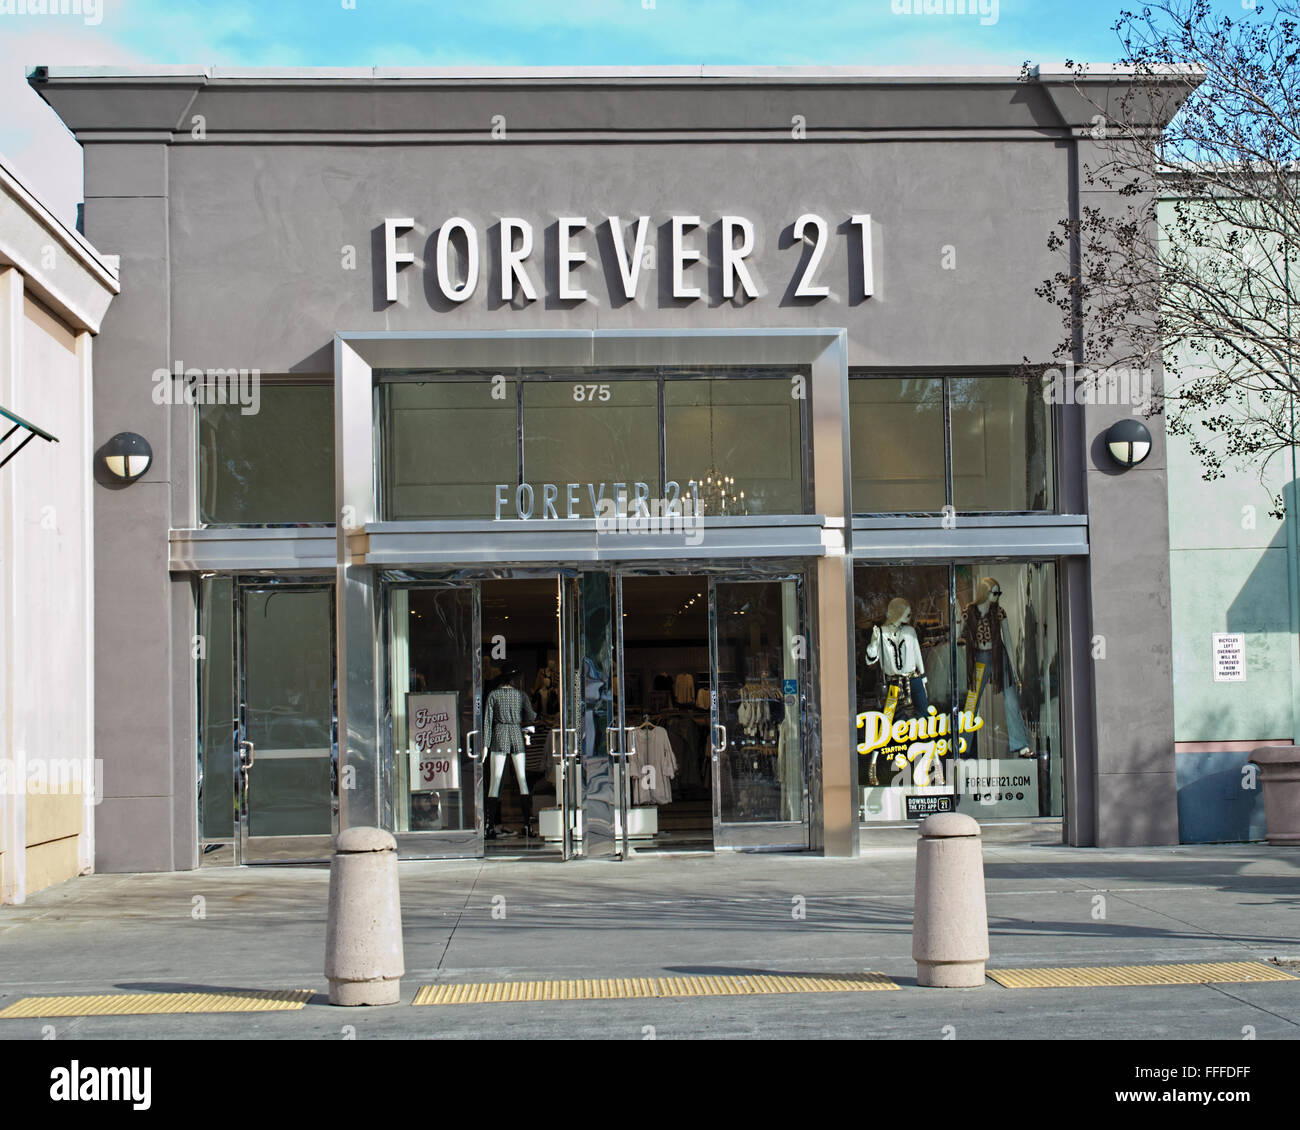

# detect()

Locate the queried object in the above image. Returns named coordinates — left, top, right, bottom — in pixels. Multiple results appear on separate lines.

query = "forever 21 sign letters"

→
left=381, top=214, right=875, bottom=305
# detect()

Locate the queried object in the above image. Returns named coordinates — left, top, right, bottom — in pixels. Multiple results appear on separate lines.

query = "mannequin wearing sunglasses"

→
left=959, top=576, right=1033, bottom=758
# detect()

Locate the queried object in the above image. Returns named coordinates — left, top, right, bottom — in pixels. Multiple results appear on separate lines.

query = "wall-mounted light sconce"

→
left=1105, top=419, right=1152, bottom=469
left=102, top=432, right=152, bottom=483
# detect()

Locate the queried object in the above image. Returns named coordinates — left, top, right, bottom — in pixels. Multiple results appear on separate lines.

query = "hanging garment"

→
left=924, top=640, right=951, bottom=708
left=664, top=713, right=701, bottom=791
left=779, top=691, right=801, bottom=822
left=630, top=725, right=678, bottom=805
left=485, top=684, right=536, bottom=755
left=695, top=687, right=711, bottom=710
left=674, top=672, right=696, bottom=706
left=736, top=681, right=780, bottom=741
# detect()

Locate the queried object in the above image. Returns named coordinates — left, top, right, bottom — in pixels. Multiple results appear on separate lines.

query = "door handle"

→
left=551, top=728, right=579, bottom=761
left=621, top=725, right=639, bottom=756
left=711, top=724, right=727, bottom=760
left=606, top=726, right=634, bottom=758
left=465, top=729, right=482, bottom=763
left=239, top=740, right=255, bottom=769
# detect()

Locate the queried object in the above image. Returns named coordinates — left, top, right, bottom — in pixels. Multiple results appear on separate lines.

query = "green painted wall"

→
left=1162, top=196, right=1296, bottom=744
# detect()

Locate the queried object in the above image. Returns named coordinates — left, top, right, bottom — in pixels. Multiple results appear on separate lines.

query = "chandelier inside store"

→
left=688, top=385, right=747, bottom=516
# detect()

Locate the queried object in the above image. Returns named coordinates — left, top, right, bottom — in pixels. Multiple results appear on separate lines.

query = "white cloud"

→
left=0, top=0, right=252, bottom=226
left=0, top=21, right=147, bottom=227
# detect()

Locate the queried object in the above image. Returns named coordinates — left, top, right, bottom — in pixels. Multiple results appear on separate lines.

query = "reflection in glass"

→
left=850, top=378, right=946, bottom=512
left=575, top=572, right=617, bottom=856
left=384, top=380, right=518, bottom=519
left=950, top=376, right=1053, bottom=511
left=713, top=579, right=802, bottom=823
left=666, top=379, right=802, bottom=515
left=390, top=586, right=478, bottom=832
left=954, top=563, right=1061, bottom=816
left=241, top=587, right=334, bottom=836
left=200, top=383, right=334, bottom=525
left=524, top=380, right=659, bottom=501
left=198, top=576, right=235, bottom=839
left=855, top=563, right=1062, bottom=820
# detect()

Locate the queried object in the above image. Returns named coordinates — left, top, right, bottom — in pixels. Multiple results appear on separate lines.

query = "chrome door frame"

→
left=559, top=568, right=620, bottom=860
left=379, top=576, right=485, bottom=858
left=234, top=576, right=338, bottom=865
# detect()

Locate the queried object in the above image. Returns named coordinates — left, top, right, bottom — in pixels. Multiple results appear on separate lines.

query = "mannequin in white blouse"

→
left=863, top=598, right=930, bottom=787
left=866, top=598, right=929, bottom=714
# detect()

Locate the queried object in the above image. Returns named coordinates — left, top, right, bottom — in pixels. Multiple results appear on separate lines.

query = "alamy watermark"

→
left=0, top=757, right=104, bottom=805
left=152, top=362, right=261, bottom=416
left=1041, top=361, right=1153, bottom=413
left=596, top=492, right=705, bottom=546
left=890, top=0, right=999, bottom=27
left=0, top=0, right=103, bottom=25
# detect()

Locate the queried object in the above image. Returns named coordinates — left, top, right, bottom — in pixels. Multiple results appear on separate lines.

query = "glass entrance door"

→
left=235, top=581, right=337, bottom=863
left=388, top=582, right=483, bottom=857
left=709, top=578, right=809, bottom=850
left=388, top=574, right=605, bottom=860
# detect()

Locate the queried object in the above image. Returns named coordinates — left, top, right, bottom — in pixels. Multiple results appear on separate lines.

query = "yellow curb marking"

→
left=0, top=988, right=315, bottom=1019
left=413, top=972, right=898, bottom=1004
left=987, top=961, right=1297, bottom=989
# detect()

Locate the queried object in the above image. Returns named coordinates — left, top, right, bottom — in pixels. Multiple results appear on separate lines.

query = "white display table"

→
left=538, top=806, right=659, bottom=841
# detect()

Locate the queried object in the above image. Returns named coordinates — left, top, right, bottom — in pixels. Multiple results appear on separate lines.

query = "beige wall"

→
left=0, top=285, right=105, bottom=903
left=0, top=157, right=117, bottom=902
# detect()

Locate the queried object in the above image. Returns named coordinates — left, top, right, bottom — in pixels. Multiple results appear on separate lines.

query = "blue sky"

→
left=0, top=0, right=1258, bottom=225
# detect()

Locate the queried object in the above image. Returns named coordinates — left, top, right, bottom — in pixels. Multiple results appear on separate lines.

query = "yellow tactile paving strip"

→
left=413, top=972, right=897, bottom=1004
left=0, top=988, right=314, bottom=1019
left=987, top=961, right=1297, bottom=989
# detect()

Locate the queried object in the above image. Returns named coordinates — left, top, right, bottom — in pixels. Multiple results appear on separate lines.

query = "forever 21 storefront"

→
left=32, top=65, right=1188, bottom=871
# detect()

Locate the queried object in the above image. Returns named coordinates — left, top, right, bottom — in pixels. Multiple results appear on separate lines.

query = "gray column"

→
left=83, top=144, right=184, bottom=872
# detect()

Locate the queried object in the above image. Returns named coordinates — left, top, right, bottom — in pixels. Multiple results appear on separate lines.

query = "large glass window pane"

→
left=523, top=379, right=659, bottom=502
left=855, top=565, right=955, bottom=821
left=850, top=377, right=946, bottom=513
left=950, top=376, right=1054, bottom=511
left=199, top=383, right=334, bottom=525
left=953, top=563, right=1062, bottom=817
left=383, top=379, right=518, bottom=519
left=666, top=378, right=802, bottom=515
left=197, top=576, right=235, bottom=840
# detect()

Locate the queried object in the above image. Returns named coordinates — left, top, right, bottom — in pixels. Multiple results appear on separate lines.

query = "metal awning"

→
left=0, top=405, right=58, bottom=469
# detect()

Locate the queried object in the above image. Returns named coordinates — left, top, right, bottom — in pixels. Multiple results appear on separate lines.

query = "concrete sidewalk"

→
left=1, top=842, right=1298, bottom=1039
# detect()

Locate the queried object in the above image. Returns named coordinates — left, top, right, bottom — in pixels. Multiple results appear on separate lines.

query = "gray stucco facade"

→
left=31, top=65, right=1191, bottom=870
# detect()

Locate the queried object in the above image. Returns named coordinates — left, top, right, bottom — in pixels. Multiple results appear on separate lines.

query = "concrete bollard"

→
left=912, top=812, right=989, bottom=988
left=1248, top=746, right=1300, bottom=845
left=325, top=826, right=405, bottom=1006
